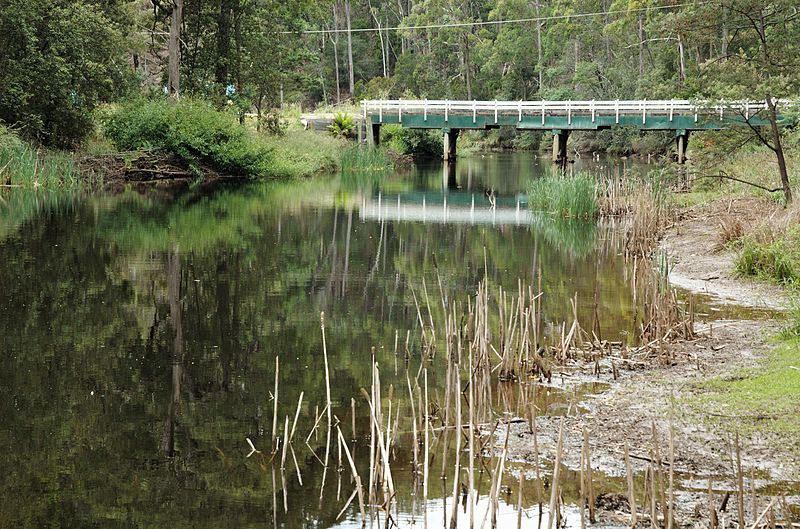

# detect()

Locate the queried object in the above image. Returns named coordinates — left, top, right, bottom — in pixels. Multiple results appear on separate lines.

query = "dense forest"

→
left=1, top=0, right=798, bottom=147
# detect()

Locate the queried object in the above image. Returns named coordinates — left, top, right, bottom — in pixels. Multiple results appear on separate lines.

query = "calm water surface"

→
left=0, top=153, right=753, bottom=528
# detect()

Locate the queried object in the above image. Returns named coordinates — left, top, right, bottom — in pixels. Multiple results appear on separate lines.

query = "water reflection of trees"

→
left=0, top=179, right=641, bottom=528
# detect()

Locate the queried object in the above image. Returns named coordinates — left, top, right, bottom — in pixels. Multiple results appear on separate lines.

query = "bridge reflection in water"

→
left=361, top=191, right=531, bottom=225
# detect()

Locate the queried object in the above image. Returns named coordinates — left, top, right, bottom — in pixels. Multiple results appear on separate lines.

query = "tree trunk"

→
left=345, top=0, right=355, bottom=95
left=215, top=0, right=235, bottom=87
left=333, top=2, right=341, bottom=104
left=757, top=12, right=792, bottom=203
left=463, top=33, right=472, bottom=99
left=168, top=0, right=183, bottom=98
left=677, top=33, right=686, bottom=86
left=638, top=15, right=644, bottom=77
left=721, top=7, right=728, bottom=58
left=767, top=101, right=792, bottom=204
left=535, top=1, right=543, bottom=92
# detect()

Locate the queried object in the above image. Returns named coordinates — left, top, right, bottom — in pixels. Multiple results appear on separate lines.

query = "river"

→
left=0, top=152, right=778, bottom=528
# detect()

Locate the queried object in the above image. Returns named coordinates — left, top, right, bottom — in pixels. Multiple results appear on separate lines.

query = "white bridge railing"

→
left=362, top=99, right=775, bottom=124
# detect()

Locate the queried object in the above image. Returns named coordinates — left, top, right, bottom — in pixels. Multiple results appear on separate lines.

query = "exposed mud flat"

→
left=491, top=196, right=798, bottom=525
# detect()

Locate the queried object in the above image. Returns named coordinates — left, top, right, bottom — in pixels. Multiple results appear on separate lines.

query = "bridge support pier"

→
left=443, top=128, right=460, bottom=161
left=552, top=130, right=569, bottom=165
left=676, top=130, right=690, bottom=164
left=370, top=123, right=381, bottom=147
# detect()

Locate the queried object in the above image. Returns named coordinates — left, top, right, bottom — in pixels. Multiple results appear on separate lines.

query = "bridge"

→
left=360, top=99, right=779, bottom=164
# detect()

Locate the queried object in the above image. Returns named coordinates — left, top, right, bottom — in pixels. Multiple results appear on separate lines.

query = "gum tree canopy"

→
left=0, top=0, right=133, bottom=148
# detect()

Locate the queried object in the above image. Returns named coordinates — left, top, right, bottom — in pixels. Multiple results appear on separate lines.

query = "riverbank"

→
left=494, top=194, right=799, bottom=525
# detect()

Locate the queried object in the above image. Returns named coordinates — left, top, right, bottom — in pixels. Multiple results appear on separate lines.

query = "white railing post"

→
left=445, top=100, right=449, bottom=122
left=591, top=99, right=595, bottom=123
left=540, top=103, right=545, bottom=125
left=399, top=99, right=402, bottom=123
left=494, top=99, right=498, bottom=124
left=669, top=100, right=674, bottom=122
left=694, top=105, right=698, bottom=123
left=567, top=99, right=572, bottom=125
left=519, top=101, right=523, bottom=122
left=424, top=99, right=428, bottom=121
left=615, top=99, right=619, bottom=124
left=379, top=103, right=383, bottom=123
left=473, top=100, right=477, bottom=123
left=642, top=98, right=646, bottom=125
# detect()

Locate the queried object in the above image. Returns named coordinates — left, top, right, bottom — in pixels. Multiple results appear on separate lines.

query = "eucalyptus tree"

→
left=688, top=0, right=799, bottom=203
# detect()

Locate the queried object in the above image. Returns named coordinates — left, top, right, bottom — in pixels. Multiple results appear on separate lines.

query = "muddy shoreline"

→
left=492, top=197, right=797, bottom=525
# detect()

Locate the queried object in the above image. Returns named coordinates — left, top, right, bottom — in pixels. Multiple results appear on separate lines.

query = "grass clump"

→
left=103, top=98, right=273, bottom=178
left=528, top=170, right=598, bottom=219
left=735, top=227, right=800, bottom=287
left=261, top=129, right=343, bottom=178
left=0, top=125, right=81, bottom=187
left=341, top=145, right=394, bottom=173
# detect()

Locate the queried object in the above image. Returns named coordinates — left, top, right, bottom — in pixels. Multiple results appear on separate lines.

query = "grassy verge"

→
left=0, top=125, right=83, bottom=188
left=695, top=335, right=800, bottom=442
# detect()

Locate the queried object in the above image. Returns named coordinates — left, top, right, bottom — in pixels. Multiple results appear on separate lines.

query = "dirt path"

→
left=662, top=196, right=788, bottom=311
left=495, top=197, right=797, bottom=525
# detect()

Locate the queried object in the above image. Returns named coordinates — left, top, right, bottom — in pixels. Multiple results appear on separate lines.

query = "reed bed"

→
left=248, top=292, right=792, bottom=529
left=0, top=125, right=82, bottom=188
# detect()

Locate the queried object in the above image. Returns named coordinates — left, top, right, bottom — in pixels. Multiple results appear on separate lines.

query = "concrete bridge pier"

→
left=369, top=123, right=381, bottom=146
left=552, top=130, right=569, bottom=164
left=676, top=130, right=690, bottom=164
left=443, top=128, right=460, bottom=161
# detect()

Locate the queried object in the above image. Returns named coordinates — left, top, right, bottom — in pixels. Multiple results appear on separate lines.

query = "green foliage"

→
left=382, top=125, right=443, bottom=156
left=260, top=111, right=288, bottom=136
left=103, top=98, right=274, bottom=178
left=260, top=129, right=344, bottom=178
left=329, top=113, right=356, bottom=138
left=0, top=0, right=134, bottom=148
left=0, top=125, right=81, bottom=188
left=528, top=171, right=599, bottom=219
left=696, top=336, right=800, bottom=441
left=735, top=228, right=800, bottom=287
left=340, top=145, right=394, bottom=173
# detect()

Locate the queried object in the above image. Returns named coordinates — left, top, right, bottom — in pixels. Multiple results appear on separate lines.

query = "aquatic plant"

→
left=340, top=145, right=394, bottom=173
left=0, top=125, right=81, bottom=188
left=528, top=170, right=598, bottom=219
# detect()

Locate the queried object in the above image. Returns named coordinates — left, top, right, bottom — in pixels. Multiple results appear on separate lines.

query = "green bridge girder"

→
left=368, top=112, right=772, bottom=132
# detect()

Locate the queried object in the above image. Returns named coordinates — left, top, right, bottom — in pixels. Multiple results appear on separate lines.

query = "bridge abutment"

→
left=552, top=130, right=569, bottom=164
left=443, top=128, right=460, bottom=161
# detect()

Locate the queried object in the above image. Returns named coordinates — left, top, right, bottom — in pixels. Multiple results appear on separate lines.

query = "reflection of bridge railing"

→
left=361, top=193, right=532, bottom=225
left=362, top=99, right=779, bottom=127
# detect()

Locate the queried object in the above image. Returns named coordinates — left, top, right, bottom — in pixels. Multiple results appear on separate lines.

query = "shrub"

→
left=382, top=125, right=442, bottom=156
left=103, top=98, right=273, bottom=178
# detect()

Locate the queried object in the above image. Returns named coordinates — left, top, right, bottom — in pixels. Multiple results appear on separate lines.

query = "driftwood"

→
left=76, top=150, right=226, bottom=190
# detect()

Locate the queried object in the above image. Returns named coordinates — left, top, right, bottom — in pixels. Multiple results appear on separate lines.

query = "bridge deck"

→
left=362, top=99, right=775, bottom=131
